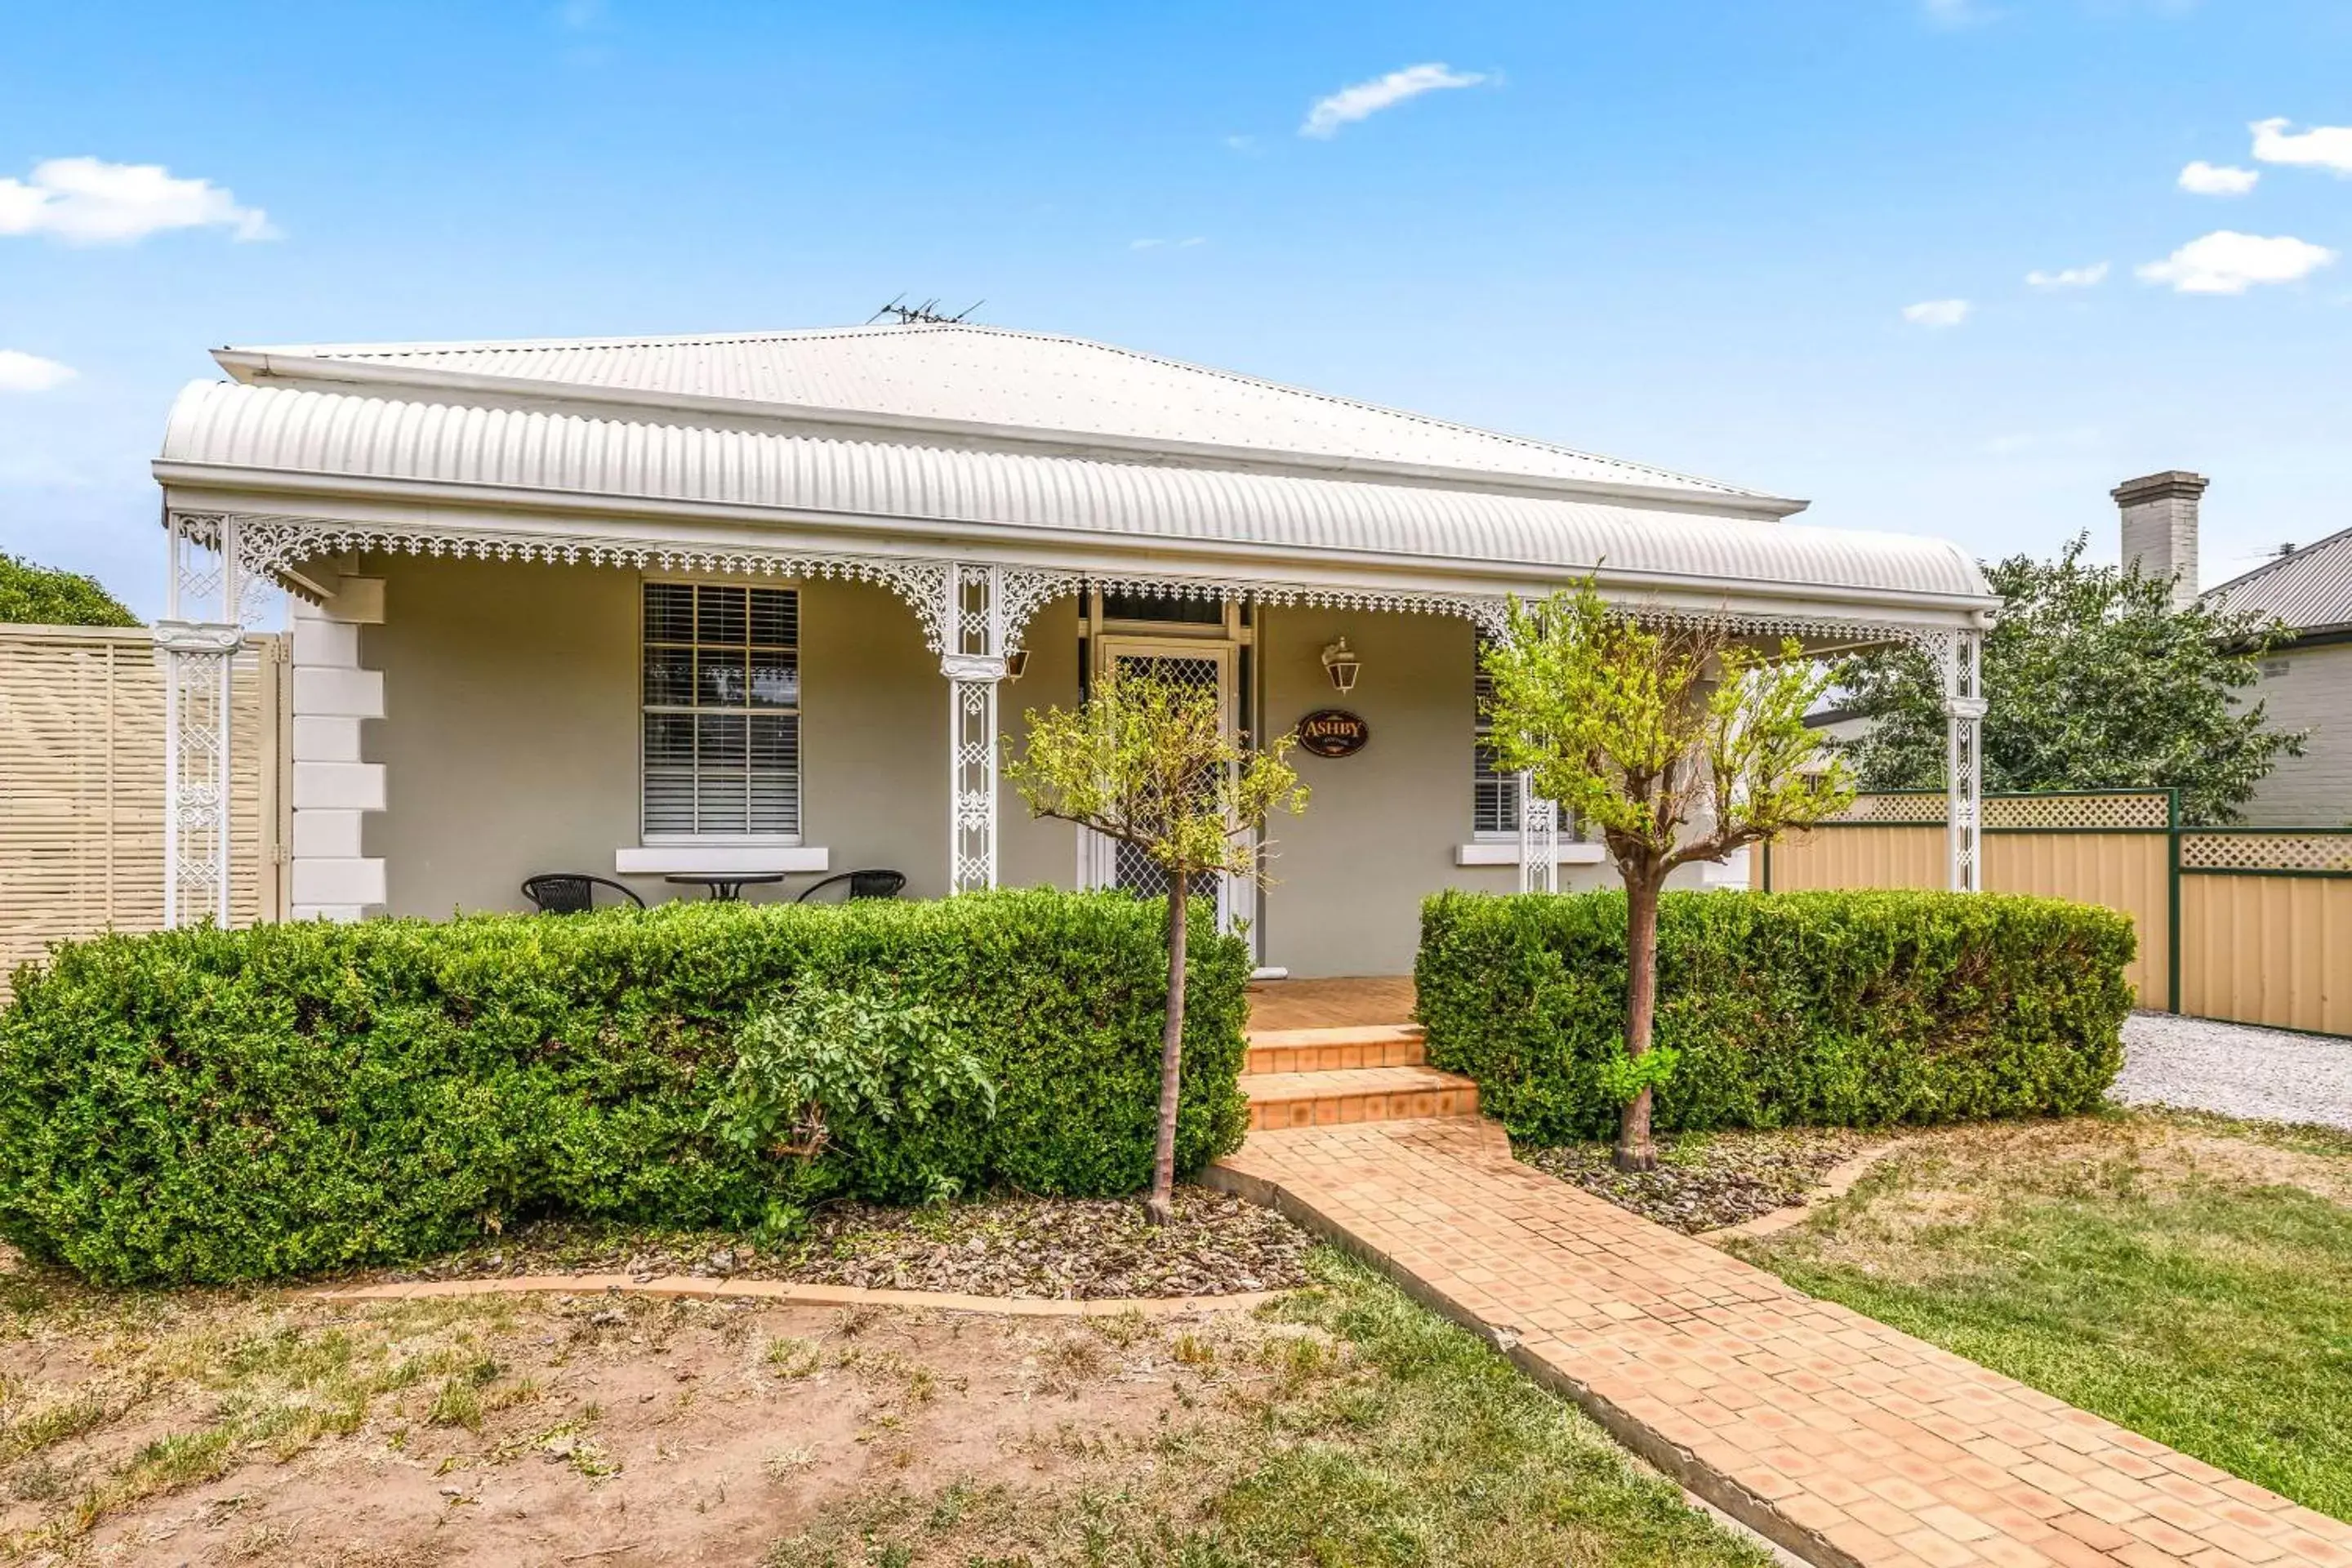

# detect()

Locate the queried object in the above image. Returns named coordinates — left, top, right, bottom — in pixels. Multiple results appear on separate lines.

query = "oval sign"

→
left=1297, top=709, right=1370, bottom=759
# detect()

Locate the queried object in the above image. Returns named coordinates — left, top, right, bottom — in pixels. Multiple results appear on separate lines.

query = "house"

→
left=148, top=320, right=1995, bottom=977
left=2118, top=472, right=2352, bottom=826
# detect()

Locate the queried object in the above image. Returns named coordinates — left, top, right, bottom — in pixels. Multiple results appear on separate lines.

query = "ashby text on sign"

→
left=1297, top=710, right=1370, bottom=759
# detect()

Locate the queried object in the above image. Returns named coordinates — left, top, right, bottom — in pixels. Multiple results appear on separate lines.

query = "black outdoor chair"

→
left=794, top=869, right=908, bottom=904
left=521, top=872, right=648, bottom=914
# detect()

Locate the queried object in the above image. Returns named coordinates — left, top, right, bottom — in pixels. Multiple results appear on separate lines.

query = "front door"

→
left=1085, top=636, right=1249, bottom=937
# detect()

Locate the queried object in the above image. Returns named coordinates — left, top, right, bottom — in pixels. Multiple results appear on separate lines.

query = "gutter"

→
left=150, top=457, right=2002, bottom=630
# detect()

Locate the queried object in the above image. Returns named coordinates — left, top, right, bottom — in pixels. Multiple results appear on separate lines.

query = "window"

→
left=1472, top=665, right=1522, bottom=838
left=642, top=582, right=800, bottom=839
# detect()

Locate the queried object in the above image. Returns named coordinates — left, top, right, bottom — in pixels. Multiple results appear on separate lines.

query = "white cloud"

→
left=0, top=157, right=276, bottom=245
left=0, top=350, right=76, bottom=393
left=2026, top=261, right=2109, bottom=289
left=2178, top=160, right=2259, bottom=196
left=2136, top=230, right=2336, bottom=294
left=1300, top=63, right=1486, bottom=139
left=1901, top=298, right=1971, bottom=327
left=2250, top=118, right=2352, bottom=175
left=1223, top=134, right=1257, bottom=154
left=1129, top=236, right=1205, bottom=251
left=1921, top=0, right=1997, bottom=27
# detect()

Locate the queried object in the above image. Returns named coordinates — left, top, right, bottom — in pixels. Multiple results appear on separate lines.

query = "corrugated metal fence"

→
left=1761, top=790, right=2350, bottom=1037
left=0, top=623, right=287, bottom=985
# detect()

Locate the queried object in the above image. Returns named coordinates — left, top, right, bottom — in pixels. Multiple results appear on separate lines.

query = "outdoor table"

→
left=662, top=872, right=790, bottom=902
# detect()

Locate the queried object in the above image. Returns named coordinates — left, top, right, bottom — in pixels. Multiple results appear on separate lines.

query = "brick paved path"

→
left=1207, top=1118, right=2352, bottom=1568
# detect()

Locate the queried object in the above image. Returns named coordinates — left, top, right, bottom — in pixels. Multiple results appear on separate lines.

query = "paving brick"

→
left=1206, top=1116, right=2352, bottom=1568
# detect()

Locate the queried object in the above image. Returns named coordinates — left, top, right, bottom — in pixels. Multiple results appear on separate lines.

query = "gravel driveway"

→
left=2115, top=1011, right=2352, bottom=1132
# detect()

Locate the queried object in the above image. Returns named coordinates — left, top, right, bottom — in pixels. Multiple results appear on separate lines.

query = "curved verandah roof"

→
left=154, top=322, right=1994, bottom=637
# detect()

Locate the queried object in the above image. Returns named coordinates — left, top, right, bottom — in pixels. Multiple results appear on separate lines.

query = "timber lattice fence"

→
left=0, top=623, right=287, bottom=987
left=1761, top=789, right=2352, bottom=1038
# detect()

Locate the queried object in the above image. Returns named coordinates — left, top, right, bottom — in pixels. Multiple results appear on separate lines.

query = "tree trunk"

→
left=1144, top=869, right=1190, bottom=1226
left=1617, top=868, right=1662, bottom=1174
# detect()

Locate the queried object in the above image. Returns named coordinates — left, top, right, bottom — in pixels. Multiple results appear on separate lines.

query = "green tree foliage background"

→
left=0, top=553, right=139, bottom=627
left=1836, top=535, right=2303, bottom=824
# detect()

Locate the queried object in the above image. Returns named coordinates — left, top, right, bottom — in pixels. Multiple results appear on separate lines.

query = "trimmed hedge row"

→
left=0, top=890, right=1250, bottom=1285
left=1416, top=889, right=2134, bottom=1143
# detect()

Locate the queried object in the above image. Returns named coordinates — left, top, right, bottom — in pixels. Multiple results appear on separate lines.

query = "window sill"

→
left=1454, top=842, right=1606, bottom=867
left=615, top=845, right=831, bottom=876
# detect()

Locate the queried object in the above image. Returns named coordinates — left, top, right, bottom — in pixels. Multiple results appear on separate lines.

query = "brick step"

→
left=1243, top=1024, right=1426, bottom=1076
left=1243, top=1063, right=1479, bottom=1132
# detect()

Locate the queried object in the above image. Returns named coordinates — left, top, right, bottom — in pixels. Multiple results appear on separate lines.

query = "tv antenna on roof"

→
left=867, top=295, right=984, bottom=325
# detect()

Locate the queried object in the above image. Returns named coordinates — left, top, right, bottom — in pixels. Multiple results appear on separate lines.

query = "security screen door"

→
left=1085, top=637, right=1247, bottom=933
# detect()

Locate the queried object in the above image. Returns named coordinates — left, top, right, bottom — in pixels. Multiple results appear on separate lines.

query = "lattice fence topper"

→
left=2180, top=832, right=2352, bottom=875
left=1821, top=791, right=2173, bottom=830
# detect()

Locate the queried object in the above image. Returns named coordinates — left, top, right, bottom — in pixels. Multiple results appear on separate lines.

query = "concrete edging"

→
left=312, top=1273, right=1288, bottom=1319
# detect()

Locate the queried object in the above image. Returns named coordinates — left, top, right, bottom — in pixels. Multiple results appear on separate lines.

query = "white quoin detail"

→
left=288, top=581, right=388, bottom=920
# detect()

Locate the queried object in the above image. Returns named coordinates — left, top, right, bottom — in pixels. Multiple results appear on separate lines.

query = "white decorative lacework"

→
left=1941, top=629, right=1987, bottom=892
left=168, top=509, right=1989, bottom=902
left=158, top=514, right=249, bottom=926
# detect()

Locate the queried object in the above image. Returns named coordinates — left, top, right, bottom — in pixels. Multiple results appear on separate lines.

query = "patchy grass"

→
left=1733, top=1111, right=2352, bottom=1523
left=764, top=1250, right=1771, bottom=1567
left=1, top=1241, right=1765, bottom=1565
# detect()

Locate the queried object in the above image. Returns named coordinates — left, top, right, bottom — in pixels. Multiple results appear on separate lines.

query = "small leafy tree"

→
left=1007, top=666, right=1307, bottom=1224
left=1482, top=582, right=1855, bottom=1173
left=0, top=553, right=137, bottom=626
left=1835, top=535, right=2304, bottom=824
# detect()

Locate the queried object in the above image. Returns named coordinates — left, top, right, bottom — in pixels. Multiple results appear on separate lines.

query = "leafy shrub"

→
left=1417, top=889, right=2133, bottom=1143
left=0, top=890, right=1249, bottom=1285
left=710, top=980, right=995, bottom=1240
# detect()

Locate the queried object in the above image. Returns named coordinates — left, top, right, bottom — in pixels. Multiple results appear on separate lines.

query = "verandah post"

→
left=1943, top=627, right=1987, bottom=893
left=942, top=562, right=1007, bottom=894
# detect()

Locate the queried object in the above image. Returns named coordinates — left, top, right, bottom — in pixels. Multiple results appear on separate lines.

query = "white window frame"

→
left=639, top=577, right=803, bottom=846
left=1472, top=658, right=1523, bottom=843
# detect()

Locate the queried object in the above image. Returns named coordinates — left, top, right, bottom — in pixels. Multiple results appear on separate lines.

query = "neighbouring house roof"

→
left=2204, top=525, right=2352, bottom=639
left=155, top=321, right=1996, bottom=627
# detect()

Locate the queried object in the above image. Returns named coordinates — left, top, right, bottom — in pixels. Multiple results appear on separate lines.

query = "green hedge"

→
left=0, top=890, right=1250, bottom=1285
left=1416, top=889, right=2134, bottom=1143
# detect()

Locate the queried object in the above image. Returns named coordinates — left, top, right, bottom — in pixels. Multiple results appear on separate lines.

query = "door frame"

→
left=1080, top=633, right=1254, bottom=947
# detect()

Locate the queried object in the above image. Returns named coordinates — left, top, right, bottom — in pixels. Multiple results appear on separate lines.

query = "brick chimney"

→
left=2113, top=470, right=2207, bottom=608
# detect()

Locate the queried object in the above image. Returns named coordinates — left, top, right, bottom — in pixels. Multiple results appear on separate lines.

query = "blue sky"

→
left=2, top=0, right=2347, bottom=617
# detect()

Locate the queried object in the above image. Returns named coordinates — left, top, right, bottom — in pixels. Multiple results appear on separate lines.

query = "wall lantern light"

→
left=1004, top=648, right=1031, bottom=682
left=1320, top=637, right=1361, bottom=694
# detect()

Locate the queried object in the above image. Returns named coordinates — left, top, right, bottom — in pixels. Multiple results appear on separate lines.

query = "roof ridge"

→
left=2205, top=521, right=2352, bottom=598
left=922, top=324, right=1759, bottom=498
left=231, top=319, right=1759, bottom=499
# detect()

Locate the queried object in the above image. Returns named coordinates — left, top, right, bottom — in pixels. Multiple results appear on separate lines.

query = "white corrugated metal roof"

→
left=158, top=380, right=1989, bottom=604
left=216, top=322, right=1779, bottom=506
left=2205, top=526, right=2352, bottom=635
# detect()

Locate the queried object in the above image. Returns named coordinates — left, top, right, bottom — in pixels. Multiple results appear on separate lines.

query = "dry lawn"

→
left=1735, top=1110, right=2352, bottom=1521
left=0, top=1245, right=1764, bottom=1566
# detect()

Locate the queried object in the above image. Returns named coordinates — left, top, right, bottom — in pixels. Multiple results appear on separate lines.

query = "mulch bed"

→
left=1520, top=1127, right=1880, bottom=1233
left=358, top=1186, right=1314, bottom=1300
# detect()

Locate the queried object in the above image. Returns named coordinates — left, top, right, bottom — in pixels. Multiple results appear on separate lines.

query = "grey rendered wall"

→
left=997, top=595, right=1085, bottom=889
left=1254, top=607, right=1617, bottom=978
left=2239, top=643, right=2352, bottom=826
left=364, top=557, right=952, bottom=914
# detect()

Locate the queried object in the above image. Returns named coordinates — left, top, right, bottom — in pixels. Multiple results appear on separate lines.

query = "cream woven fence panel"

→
left=0, top=625, right=287, bottom=985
